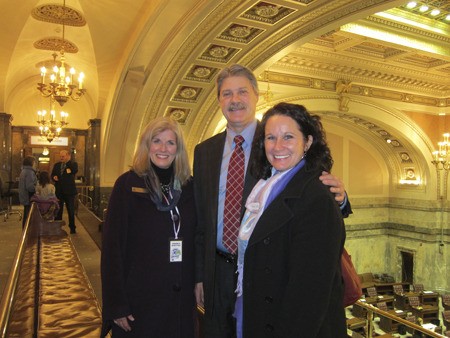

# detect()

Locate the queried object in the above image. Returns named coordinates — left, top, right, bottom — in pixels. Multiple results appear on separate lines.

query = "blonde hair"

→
left=132, top=117, right=191, bottom=185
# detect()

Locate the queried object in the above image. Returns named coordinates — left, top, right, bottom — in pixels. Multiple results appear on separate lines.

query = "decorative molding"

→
left=367, top=15, right=450, bottom=44
left=276, top=50, right=450, bottom=94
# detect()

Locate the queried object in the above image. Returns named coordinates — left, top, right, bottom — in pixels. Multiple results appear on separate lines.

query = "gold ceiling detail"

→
left=173, top=86, right=202, bottom=103
left=165, top=108, right=190, bottom=124
left=242, top=3, right=295, bottom=24
left=31, top=4, right=86, bottom=26
left=200, top=45, right=239, bottom=63
left=34, top=37, right=78, bottom=53
left=185, top=66, right=218, bottom=83
left=217, top=24, right=264, bottom=44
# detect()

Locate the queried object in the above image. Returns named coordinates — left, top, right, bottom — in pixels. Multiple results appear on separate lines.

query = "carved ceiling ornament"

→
left=200, top=45, right=239, bottom=63
left=209, top=46, right=230, bottom=58
left=173, top=86, right=202, bottom=103
left=34, top=37, right=78, bottom=53
left=229, top=25, right=252, bottom=38
left=241, top=2, right=295, bottom=24
left=185, top=65, right=217, bottom=83
left=165, top=108, right=190, bottom=124
left=217, top=24, right=264, bottom=44
left=31, top=4, right=86, bottom=26
left=193, top=67, right=212, bottom=79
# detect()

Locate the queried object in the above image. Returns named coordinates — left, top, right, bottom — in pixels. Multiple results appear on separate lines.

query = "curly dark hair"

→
left=250, top=102, right=333, bottom=180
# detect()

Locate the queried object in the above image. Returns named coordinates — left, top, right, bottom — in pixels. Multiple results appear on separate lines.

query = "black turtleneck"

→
left=151, top=163, right=173, bottom=185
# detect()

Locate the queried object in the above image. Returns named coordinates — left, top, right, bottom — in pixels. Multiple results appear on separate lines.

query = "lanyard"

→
left=162, top=190, right=181, bottom=239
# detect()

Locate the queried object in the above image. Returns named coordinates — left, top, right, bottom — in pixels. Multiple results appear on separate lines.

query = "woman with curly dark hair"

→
left=235, top=102, right=347, bottom=338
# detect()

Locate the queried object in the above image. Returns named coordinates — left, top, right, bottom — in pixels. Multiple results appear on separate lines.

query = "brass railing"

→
left=0, top=204, right=36, bottom=337
left=77, top=185, right=94, bottom=209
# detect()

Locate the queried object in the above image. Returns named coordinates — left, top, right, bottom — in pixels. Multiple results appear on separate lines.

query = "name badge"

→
left=169, top=238, right=182, bottom=262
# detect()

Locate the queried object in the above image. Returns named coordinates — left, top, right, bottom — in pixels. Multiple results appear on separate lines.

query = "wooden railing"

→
left=352, top=300, right=444, bottom=337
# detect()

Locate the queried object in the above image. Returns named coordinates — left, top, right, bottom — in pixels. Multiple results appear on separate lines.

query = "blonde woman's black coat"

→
left=101, top=170, right=197, bottom=338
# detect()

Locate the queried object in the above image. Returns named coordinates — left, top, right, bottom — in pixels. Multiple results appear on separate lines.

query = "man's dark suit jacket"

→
left=193, top=127, right=259, bottom=318
left=51, top=160, right=78, bottom=196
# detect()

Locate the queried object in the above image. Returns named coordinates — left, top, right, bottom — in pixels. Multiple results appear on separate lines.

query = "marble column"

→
left=0, top=113, right=12, bottom=174
left=86, top=119, right=101, bottom=215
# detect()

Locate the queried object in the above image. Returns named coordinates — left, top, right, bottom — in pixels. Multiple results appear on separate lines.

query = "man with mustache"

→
left=193, top=64, right=351, bottom=338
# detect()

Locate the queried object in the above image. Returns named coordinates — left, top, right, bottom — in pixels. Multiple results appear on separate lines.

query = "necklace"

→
left=160, top=182, right=171, bottom=195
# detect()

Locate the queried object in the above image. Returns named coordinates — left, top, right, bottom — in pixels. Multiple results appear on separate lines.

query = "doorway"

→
left=400, top=250, right=414, bottom=284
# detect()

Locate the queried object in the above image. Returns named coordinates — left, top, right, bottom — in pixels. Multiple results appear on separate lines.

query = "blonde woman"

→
left=101, top=117, right=197, bottom=337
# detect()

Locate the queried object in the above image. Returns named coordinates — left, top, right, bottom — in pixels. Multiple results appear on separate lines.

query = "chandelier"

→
left=36, top=0, right=86, bottom=107
left=37, top=98, right=69, bottom=143
left=432, top=133, right=450, bottom=170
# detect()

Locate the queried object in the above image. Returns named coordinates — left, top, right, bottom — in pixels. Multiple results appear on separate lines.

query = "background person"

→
left=36, top=171, right=56, bottom=198
left=101, top=117, right=197, bottom=338
left=18, top=155, right=37, bottom=228
left=193, top=64, right=351, bottom=338
left=51, top=149, right=78, bottom=234
left=235, top=102, right=346, bottom=337
left=31, top=171, right=59, bottom=220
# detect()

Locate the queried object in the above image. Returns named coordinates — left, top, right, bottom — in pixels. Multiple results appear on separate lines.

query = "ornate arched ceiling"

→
left=1, top=0, right=449, bottom=190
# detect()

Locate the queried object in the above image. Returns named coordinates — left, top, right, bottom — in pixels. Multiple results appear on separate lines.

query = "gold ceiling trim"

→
left=368, top=14, right=450, bottom=43
left=277, top=49, right=450, bottom=93
left=31, top=4, right=86, bottom=26
left=263, top=70, right=450, bottom=107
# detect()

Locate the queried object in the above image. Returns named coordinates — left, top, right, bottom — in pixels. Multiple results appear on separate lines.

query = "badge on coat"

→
left=169, top=239, right=182, bottom=262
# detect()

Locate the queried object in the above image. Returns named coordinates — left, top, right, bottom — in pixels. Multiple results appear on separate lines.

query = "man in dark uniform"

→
left=51, top=149, right=78, bottom=234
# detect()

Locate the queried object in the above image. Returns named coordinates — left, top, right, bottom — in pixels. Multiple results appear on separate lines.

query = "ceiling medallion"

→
left=255, top=4, right=280, bottom=18
left=166, top=108, right=189, bottom=124
left=31, top=4, right=86, bottom=26
left=180, top=87, right=197, bottom=99
left=229, top=25, right=252, bottom=38
left=34, top=37, right=78, bottom=53
left=400, top=153, right=411, bottom=162
left=170, top=109, right=186, bottom=120
left=193, top=67, right=211, bottom=78
left=209, top=46, right=230, bottom=58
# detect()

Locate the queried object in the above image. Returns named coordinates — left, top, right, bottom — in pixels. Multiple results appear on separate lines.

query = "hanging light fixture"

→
left=37, top=97, right=69, bottom=143
left=432, top=133, right=450, bottom=169
left=36, top=0, right=85, bottom=106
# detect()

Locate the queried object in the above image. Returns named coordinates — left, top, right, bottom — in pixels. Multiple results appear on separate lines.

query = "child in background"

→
left=31, top=171, right=59, bottom=220
left=36, top=171, right=56, bottom=199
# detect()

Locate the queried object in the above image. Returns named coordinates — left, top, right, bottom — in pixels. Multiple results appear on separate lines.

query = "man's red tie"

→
left=223, top=135, right=245, bottom=254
